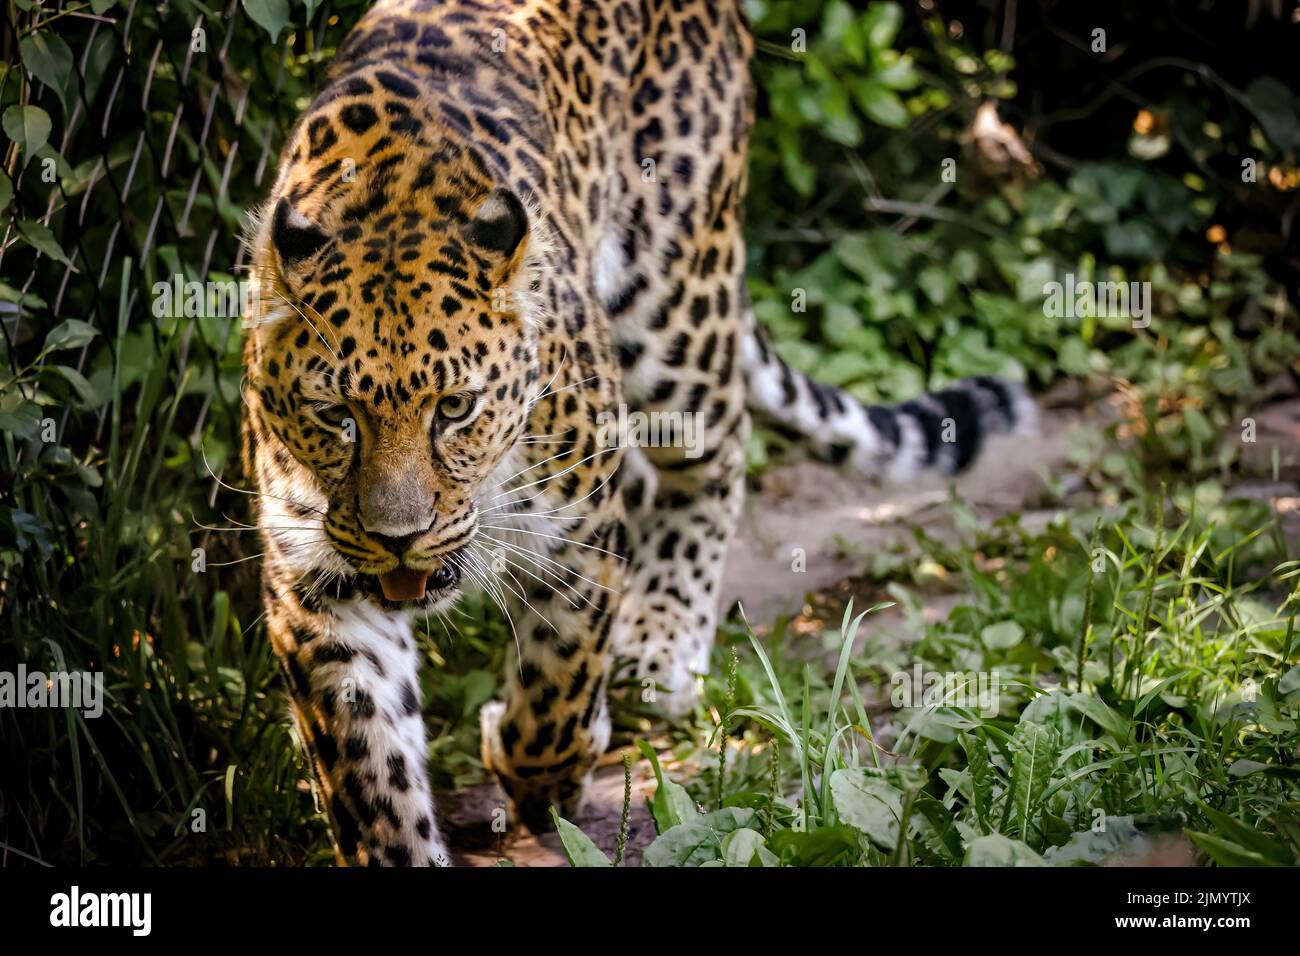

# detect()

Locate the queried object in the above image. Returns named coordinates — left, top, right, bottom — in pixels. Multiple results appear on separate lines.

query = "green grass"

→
left=559, top=489, right=1300, bottom=867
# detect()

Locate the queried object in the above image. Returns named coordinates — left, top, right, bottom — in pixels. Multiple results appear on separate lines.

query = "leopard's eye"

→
left=314, top=403, right=352, bottom=429
left=436, top=393, right=476, bottom=423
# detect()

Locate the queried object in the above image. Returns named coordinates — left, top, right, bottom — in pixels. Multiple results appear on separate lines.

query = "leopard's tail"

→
left=741, top=309, right=1037, bottom=483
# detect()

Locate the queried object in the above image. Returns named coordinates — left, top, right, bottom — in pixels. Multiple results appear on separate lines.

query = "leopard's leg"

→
left=592, top=0, right=753, bottom=716
left=475, top=502, right=626, bottom=834
left=264, top=566, right=449, bottom=866
left=601, top=235, right=752, bottom=716
left=604, top=170, right=753, bottom=716
left=611, top=379, right=749, bottom=718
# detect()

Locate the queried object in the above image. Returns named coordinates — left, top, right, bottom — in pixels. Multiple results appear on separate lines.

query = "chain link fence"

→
left=1, top=0, right=359, bottom=865
left=2, top=2, right=352, bottom=456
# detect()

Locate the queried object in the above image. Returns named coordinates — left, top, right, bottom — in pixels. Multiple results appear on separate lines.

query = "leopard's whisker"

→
left=196, top=522, right=323, bottom=534
left=479, top=511, right=592, bottom=524
left=271, top=288, right=341, bottom=359
left=463, top=547, right=525, bottom=602
left=457, top=555, right=523, bottom=662
left=478, top=524, right=624, bottom=561
left=481, top=544, right=587, bottom=611
left=529, top=345, right=570, bottom=412
left=488, top=444, right=622, bottom=502
left=489, top=445, right=586, bottom=492
left=466, top=545, right=564, bottom=636
left=200, top=445, right=327, bottom=516
left=532, top=373, right=599, bottom=403
left=478, top=532, right=618, bottom=597
left=482, top=468, right=616, bottom=518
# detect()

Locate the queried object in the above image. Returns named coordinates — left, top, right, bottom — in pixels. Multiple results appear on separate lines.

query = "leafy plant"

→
left=558, top=495, right=1299, bottom=867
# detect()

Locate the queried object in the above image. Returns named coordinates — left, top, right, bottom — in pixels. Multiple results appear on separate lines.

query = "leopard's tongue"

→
left=378, top=567, right=428, bottom=602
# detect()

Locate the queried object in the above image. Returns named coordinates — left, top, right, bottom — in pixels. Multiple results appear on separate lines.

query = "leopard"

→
left=241, top=0, right=1035, bottom=866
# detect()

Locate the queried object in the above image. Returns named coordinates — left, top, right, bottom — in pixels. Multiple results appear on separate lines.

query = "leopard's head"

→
left=247, top=116, right=543, bottom=605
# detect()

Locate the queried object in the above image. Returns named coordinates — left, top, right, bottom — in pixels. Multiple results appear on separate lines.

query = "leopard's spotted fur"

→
left=242, top=0, right=1033, bottom=866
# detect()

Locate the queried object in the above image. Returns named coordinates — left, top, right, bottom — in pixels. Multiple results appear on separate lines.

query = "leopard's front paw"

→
left=634, top=642, right=705, bottom=720
left=506, top=775, right=592, bottom=835
left=479, top=699, right=602, bottom=835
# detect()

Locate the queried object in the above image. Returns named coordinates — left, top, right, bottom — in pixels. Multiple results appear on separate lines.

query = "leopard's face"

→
left=250, top=180, right=540, bottom=604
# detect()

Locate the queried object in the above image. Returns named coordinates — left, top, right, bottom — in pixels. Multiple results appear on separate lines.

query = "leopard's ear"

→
left=464, top=187, right=528, bottom=259
left=271, top=197, right=330, bottom=267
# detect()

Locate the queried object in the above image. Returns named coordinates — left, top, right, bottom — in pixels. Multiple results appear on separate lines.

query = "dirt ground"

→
left=439, top=393, right=1300, bottom=866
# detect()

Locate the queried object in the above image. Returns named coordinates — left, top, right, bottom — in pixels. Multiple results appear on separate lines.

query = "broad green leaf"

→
left=918, top=265, right=955, bottom=306
left=767, top=826, right=863, bottom=866
left=3, top=105, right=52, bottom=157
left=909, top=795, right=963, bottom=864
left=5, top=507, right=52, bottom=556
left=815, top=350, right=874, bottom=386
left=1193, top=804, right=1290, bottom=865
left=960, top=732, right=996, bottom=833
left=457, top=669, right=496, bottom=719
left=1244, top=76, right=1300, bottom=149
left=1134, top=671, right=1187, bottom=717
left=980, top=620, right=1024, bottom=649
left=44, top=318, right=99, bottom=352
left=80, top=29, right=116, bottom=105
left=242, top=0, right=290, bottom=42
left=951, top=248, right=980, bottom=283
left=20, top=32, right=77, bottom=115
left=48, top=365, right=104, bottom=407
left=1186, top=831, right=1282, bottom=868
left=0, top=171, right=12, bottom=210
left=0, top=403, right=43, bottom=441
left=1020, top=691, right=1092, bottom=776
left=1074, top=693, right=1129, bottom=739
left=549, top=808, right=612, bottom=867
left=829, top=768, right=903, bottom=850
left=851, top=80, right=908, bottom=129
left=636, top=739, right=697, bottom=833
left=642, top=808, right=757, bottom=867
left=874, top=55, right=921, bottom=91
left=694, top=806, right=758, bottom=838
left=1103, top=220, right=1161, bottom=260
left=17, top=219, right=76, bottom=269
left=861, top=1, right=903, bottom=51
left=0, top=280, right=46, bottom=308
left=1006, top=721, right=1058, bottom=840
left=642, top=822, right=722, bottom=868
left=964, top=833, right=1046, bottom=866
left=1226, top=759, right=1270, bottom=777
left=777, top=128, right=815, bottom=196
left=720, top=827, right=769, bottom=866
